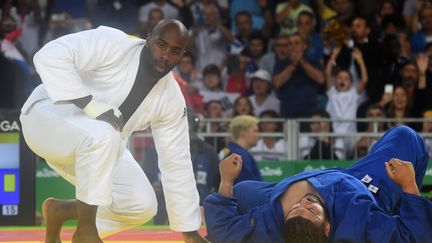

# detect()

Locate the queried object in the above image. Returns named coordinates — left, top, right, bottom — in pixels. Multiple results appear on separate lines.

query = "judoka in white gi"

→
left=20, top=20, right=207, bottom=243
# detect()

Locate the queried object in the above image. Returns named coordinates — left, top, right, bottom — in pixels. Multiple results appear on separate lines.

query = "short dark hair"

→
left=202, top=64, right=221, bottom=77
left=297, top=11, right=315, bottom=22
left=235, top=10, right=252, bottom=22
left=352, top=15, right=372, bottom=28
left=182, top=51, right=195, bottom=66
left=283, top=216, right=328, bottom=243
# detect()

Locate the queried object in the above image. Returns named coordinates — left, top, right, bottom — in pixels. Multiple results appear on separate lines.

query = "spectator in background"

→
left=275, top=0, right=313, bottom=35
left=272, top=33, right=325, bottom=118
left=190, top=0, right=229, bottom=28
left=191, top=2, right=231, bottom=73
left=142, top=109, right=220, bottom=224
left=330, top=0, right=353, bottom=26
left=393, top=57, right=429, bottom=126
left=384, top=85, right=412, bottom=128
left=250, top=110, right=285, bottom=161
left=259, top=34, right=290, bottom=75
left=378, top=34, right=409, bottom=90
left=219, top=115, right=262, bottom=184
left=8, top=0, right=41, bottom=61
left=175, top=51, right=198, bottom=84
left=232, top=95, right=254, bottom=117
left=174, top=52, right=202, bottom=115
left=410, top=4, right=432, bottom=54
left=0, top=51, right=27, bottom=109
left=403, top=0, right=425, bottom=33
left=371, top=0, right=403, bottom=40
left=198, top=64, right=224, bottom=93
left=173, top=71, right=204, bottom=116
left=359, top=33, right=407, bottom=130
left=239, top=32, right=266, bottom=75
left=0, top=13, right=37, bottom=99
left=138, top=0, right=178, bottom=27
left=300, top=109, right=345, bottom=160
left=326, top=47, right=368, bottom=158
left=417, top=46, right=432, bottom=112
left=136, top=8, right=164, bottom=38
left=398, top=61, right=420, bottom=97
left=229, top=0, right=265, bottom=35
left=399, top=29, right=413, bottom=58
left=203, top=100, right=227, bottom=152
left=248, top=69, right=280, bottom=116
left=380, top=14, right=406, bottom=37
left=230, top=11, right=255, bottom=54
left=297, top=11, right=324, bottom=63
left=225, top=54, right=249, bottom=96
left=376, top=0, right=399, bottom=26
left=355, top=104, right=387, bottom=159
left=198, top=64, right=240, bottom=116
left=351, top=16, right=382, bottom=104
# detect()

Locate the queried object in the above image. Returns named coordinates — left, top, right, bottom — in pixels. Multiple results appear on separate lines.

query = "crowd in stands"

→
left=2, top=0, right=432, bottom=162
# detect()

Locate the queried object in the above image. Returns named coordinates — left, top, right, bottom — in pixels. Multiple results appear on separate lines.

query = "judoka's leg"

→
left=40, top=151, right=156, bottom=242
left=233, top=181, right=277, bottom=214
left=20, top=101, right=122, bottom=242
left=96, top=149, right=158, bottom=238
left=347, top=125, right=429, bottom=214
left=42, top=198, right=77, bottom=243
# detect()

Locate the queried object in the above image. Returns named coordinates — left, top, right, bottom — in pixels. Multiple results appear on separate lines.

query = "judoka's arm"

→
left=385, top=158, right=420, bottom=196
left=219, top=153, right=243, bottom=197
left=33, top=26, right=128, bottom=102
left=204, top=193, right=259, bottom=243
left=204, top=154, right=260, bottom=243
left=151, top=92, right=202, bottom=234
left=362, top=159, right=432, bottom=242
left=34, top=26, right=128, bottom=129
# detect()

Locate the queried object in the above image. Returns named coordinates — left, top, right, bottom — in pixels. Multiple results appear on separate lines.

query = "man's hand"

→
left=83, top=99, right=125, bottom=132
left=182, top=231, right=209, bottom=243
left=220, top=153, right=242, bottom=184
left=385, top=158, right=420, bottom=195
left=218, top=153, right=242, bottom=197
left=416, top=53, right=429, bottom=74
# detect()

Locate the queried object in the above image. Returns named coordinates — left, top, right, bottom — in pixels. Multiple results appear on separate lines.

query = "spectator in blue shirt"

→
left=218, top=115, right=262, bottom=184
left=272, top=33, right=325, bottom=118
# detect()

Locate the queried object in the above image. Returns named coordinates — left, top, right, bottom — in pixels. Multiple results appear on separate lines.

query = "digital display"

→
left=0, top=114, right=35, bottom=225
left=0, top=133, right=20, bottom=205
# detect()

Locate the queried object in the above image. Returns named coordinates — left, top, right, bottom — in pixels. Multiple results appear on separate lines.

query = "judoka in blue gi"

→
left=204, top=125, right=432, bottom=243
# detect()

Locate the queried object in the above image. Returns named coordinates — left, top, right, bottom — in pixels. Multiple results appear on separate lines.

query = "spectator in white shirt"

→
left=248, top=69, right=280, bottom=116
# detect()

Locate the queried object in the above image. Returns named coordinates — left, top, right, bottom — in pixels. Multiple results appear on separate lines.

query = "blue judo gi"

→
left=204, top=126, right=432, bottom=243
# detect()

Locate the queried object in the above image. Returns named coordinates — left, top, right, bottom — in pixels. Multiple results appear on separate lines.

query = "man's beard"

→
left=141, top=46, right=171, bottom=80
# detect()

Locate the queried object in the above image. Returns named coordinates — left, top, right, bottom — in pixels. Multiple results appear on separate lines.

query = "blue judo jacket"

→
left=204, top=126, right=432, bottom=243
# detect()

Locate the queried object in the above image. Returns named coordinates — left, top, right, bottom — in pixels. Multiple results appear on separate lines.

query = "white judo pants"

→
left=20, top=98, right=157, bottom=237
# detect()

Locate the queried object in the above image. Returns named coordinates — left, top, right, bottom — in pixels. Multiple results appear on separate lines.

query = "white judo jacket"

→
left=23, top=26, right=201, bottom=231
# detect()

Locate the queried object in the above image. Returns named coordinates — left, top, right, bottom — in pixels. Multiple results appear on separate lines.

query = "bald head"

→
left=144, top=19, right=190, bottom=78
left=149, top=19, right=189, bottom=47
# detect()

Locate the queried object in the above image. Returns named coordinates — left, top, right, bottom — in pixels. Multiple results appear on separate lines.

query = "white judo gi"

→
left=20, top=26, right=201, bottom=236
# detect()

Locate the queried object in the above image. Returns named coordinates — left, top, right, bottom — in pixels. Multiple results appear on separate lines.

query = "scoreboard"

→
left=0, top=112, right=35, bottom=225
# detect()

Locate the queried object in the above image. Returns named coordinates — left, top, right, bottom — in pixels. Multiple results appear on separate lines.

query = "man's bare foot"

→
left=42, top=198, right=64, bottom=243
left=72, top=231, right=103, bottom=243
